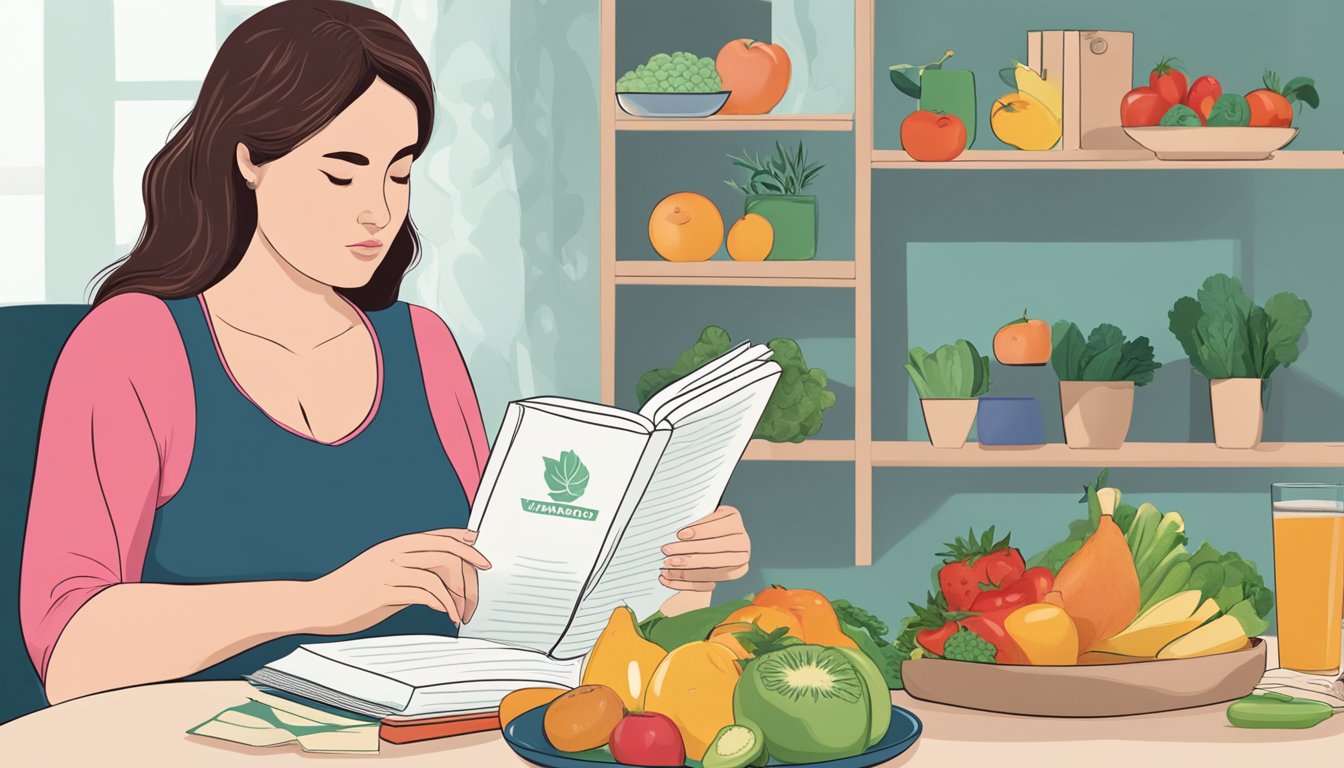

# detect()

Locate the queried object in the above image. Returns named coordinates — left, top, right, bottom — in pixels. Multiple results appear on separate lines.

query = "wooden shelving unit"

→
left=600, top=1, right=1344, bottom=566
left=872, top=149, right=1344, bottom=170
left=616, top=113, right=853, bottom=132
left=873, top=442, right=1344, bottom=468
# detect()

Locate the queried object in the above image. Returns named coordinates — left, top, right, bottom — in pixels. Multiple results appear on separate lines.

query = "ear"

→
left=235, top=143, right=262, bottom=188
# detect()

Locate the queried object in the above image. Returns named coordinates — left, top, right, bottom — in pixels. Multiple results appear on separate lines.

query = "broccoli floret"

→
left=942, top=627, right=997, bottom=664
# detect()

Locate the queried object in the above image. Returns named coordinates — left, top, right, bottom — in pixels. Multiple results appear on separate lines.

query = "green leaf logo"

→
left=543, top=450, right=589, bottom=503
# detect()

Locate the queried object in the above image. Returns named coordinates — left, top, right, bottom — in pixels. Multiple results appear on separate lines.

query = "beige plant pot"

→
left=1210, top=378, right=1264, bottom=449
left=1059, top=381, right=1136, bottom=449
left=920, top=398, right=979, bottom=449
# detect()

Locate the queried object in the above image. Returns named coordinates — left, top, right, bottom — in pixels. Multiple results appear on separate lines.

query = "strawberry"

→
left=902, top=592, right=971, bottom=657
left=936, top=526, right=1026, bottom=611
left=917, top=621, right=958, bottom=656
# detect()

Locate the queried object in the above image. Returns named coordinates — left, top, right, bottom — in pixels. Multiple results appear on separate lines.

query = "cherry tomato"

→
left=1149, top=58, right=1189, bottom=105
left=1184, top=76, right=1223, bottom=124
left=958, top=609, right=1029, bottom=665
left=901, top=110, right=967, bottom=162
left=1019, top=566, right=1055, bottom=601
left=1120, top=86, right=1172, bottom=127
left=916, top=620, right=958, bottom=656
left=969, top=578, right=1036, bottom=613
left=1245, top=89, right=1294, bottom=127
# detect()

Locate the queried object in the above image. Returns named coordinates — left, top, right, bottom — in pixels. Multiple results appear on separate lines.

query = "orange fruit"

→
left=499, top=686, right=566, bottom=729
left=648, top=192, right=723, bottom=262
left=707, top=621, right=753, bottom=659
left=543, top=684, right=626, bottom=752
left=726, top=213, right=774, bottom=261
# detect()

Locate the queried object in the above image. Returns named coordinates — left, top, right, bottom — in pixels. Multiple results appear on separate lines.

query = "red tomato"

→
left=1120, top=86, right=1172, bottom=127
left=969, top=578, right=1035, bottom=613
left=958, top=609, right=1029, bottom=665
left=916, top=621, right=958, bottom=656
left=1149, top=58, right=1189, bottom=105
left=1246, top=89, right=1294, bottom=127
left=1019, top=566, right=1054, bottom=600
left=901, top=110, right=967, bottom=162
left=1184, top=76, right=1223, bottom=124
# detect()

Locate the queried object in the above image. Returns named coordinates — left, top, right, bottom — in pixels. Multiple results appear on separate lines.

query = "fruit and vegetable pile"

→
left=1121, top=58, right=1320, bottom=127
left=893, top=471, right=1275, bottom=679
left=617, top=40, right=792, bottom=115
left=500, top=586, right=901, bottom=766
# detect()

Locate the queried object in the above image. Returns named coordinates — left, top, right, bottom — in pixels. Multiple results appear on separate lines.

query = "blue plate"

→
left=502, top=704, right=922, bottom=768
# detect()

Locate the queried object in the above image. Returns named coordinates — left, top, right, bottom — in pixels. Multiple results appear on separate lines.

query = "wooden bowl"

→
left=902, top=638, right=1267, bottom=717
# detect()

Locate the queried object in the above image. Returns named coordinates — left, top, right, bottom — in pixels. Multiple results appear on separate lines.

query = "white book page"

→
left=551, top=365, right=781, bottom=659
left=638, top=341, right=768, bottom=424
left=464, top=404, right=654, bottom=651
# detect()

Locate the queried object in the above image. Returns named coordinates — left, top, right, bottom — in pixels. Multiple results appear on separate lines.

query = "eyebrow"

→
left=321, top=145, right=417, bottom=166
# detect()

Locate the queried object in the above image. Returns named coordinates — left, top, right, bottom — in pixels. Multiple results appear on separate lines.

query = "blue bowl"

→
left=616, top=91, right=730, bottom=118
left=976, top=396, right=1045, bottom=446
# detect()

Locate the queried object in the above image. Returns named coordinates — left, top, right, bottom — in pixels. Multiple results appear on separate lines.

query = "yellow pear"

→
left=580, top=607, right=667, bottom=711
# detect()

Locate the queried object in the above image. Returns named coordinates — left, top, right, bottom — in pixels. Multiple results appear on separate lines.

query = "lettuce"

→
left=904, top=339, right=990, bottom=399
left=1168, top=273, right=1311, bottom=380
left=1051, top=321, right=1160, bottom=385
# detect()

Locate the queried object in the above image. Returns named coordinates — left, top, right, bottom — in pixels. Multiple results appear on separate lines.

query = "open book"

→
left=248, top=341, right=782, bottom=719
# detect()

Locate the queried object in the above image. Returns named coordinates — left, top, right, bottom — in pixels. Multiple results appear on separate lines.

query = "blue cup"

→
left=976, top=396, right=1046, bottom=446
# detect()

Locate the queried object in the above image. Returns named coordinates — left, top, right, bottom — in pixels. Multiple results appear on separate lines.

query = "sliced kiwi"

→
left=703, top=723, right=767, bottom=768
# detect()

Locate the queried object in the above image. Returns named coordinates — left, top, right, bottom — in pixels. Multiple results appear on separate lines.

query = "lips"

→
left=348, top=240, right=382, bottom=248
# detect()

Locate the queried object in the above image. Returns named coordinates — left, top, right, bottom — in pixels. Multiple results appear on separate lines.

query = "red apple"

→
left=608, top=711, right=685, bottom=767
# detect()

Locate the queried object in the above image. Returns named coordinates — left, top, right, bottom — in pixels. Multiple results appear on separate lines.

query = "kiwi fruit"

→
left=703, top=722, right=767, bottom=768
left=733, top=644, right=871, bottom=763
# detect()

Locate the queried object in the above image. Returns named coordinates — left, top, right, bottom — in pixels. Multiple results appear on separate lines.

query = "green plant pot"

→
left=745, top=194, right=817, bottom=261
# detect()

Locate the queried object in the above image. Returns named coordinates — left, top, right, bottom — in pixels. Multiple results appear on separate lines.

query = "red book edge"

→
left=379, top=710, right=501, bottom=744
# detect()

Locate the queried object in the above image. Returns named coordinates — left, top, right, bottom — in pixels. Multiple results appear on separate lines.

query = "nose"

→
left=356, top=182, right=392, bottom=233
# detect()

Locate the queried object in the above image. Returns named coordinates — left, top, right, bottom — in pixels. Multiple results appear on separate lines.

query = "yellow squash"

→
left=990, top=91, right=1062, bottom=151
left=1157, top=614, right=1250, bottom=659
left=642, top=641, right=741, bottom=761
left=1094, top=592, right=1219, bottom=658
left=1003, top=603, right=1079, bottom=665
left=580, top=607, right=667, bottom=711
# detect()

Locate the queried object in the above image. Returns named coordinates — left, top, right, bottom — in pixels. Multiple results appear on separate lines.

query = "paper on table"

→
left=1256, top=667, right=1344, bottom=708
left=187, top=690, right=379, bottom=754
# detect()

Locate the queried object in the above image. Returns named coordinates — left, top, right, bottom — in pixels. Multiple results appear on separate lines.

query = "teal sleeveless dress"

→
left=143, top=296, right=471, bottom=680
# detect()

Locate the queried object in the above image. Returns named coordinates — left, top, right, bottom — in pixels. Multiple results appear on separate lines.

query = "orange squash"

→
left=993, top=310, right=1052, bottom=366
left=752, top=586, right=858, bottom=649
left=1051, top=488, right=1140, bottom=651
left=642, top=641, right=740, bottom=761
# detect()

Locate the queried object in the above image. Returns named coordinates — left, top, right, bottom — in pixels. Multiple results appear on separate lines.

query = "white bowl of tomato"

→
left=1123, top=126, right=1298, bottom=161
left=1120, top=65, right=1315, bottom=160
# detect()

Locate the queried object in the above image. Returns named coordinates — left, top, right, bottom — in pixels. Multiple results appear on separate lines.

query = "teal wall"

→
left=617, top=0, right=1344, bottom=630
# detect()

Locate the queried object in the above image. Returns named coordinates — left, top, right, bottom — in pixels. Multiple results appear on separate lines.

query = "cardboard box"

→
left=1028, top=30, right=1142, bottom=151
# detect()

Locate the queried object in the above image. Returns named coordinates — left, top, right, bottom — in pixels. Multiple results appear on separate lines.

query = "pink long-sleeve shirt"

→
left=19, top=292, right=491, bottom=683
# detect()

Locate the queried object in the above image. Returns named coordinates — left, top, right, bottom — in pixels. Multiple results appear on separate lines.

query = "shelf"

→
left=743, top=439, right=855, bottom=462
left=614, top=260, right=855, bottom=287
left=872, top=441, right=1344, bottom=468
left=616, top=113, right=854, bottom=132
left=871, top=149, right=1344, bottom=170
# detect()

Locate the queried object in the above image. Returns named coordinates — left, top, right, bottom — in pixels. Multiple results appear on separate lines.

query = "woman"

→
left=20, top=0, right=750, bottom=706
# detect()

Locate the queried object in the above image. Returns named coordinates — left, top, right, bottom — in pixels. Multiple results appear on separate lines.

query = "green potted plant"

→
left=1169, top=274, right=1312, bottom=449
left=635, top=326, right=837, bottom=443
left=1051, top=321, right=1161, bottom=449
left=724, top=140, right=823, bottom=260
left=905, top=339, right=990, bottom=448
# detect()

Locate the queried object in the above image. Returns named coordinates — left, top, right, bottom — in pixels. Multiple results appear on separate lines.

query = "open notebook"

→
left=249, top=341, right=782, bottom=719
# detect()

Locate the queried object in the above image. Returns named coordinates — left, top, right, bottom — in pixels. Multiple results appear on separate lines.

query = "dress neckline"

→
left=194, top=293, right=385, bottom=446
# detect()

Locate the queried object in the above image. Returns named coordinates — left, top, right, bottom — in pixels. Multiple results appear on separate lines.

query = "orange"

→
left=718, top=605, right=803, bottom=639
left=648, top=192, right=723, bottom=262
left=726, top=213, right=774, bottom=261
left=499, top=686, right=567, bottom=730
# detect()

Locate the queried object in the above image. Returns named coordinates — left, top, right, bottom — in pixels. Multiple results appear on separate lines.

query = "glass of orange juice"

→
left=1272, top=483, right=1344, bottom=675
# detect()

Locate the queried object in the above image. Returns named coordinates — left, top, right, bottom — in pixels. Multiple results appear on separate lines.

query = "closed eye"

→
left=391, top=175, right=410, bottom=185
left=321, top=171, right=352, bottom=186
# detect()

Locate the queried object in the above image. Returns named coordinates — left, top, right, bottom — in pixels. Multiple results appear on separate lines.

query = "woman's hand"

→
left=306, top=528, right=491, bottom=634
left=659, top=505, right=751, bottom=593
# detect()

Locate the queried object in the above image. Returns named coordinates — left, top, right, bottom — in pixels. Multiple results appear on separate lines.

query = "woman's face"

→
left=236, top=77, right=418, bottom=289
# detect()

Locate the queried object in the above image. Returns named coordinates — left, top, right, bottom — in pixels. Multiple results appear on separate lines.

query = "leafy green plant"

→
left=1168, top=273, right=1312, bottom=380
left=1051, top=321, right=1161, bottom=385
left=725, top=140, right=825, bottom=197
left=904, top=339, right=990, bottom=399
left=635, top=326, right=837, bottom=443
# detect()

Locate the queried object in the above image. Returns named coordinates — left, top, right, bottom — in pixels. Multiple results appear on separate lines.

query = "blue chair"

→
left=0, top=304, right=90, bottom=724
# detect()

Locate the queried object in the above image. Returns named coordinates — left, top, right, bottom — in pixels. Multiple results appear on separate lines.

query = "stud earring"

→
left=246, top=180, right=257, bottom=190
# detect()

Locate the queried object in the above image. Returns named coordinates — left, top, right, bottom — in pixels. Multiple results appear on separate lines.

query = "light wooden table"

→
left=2, top=637, right=1339, bottom=767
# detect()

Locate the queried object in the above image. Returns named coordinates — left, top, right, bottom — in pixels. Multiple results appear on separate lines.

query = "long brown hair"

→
left=92, top=0, right=435, bottom=310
